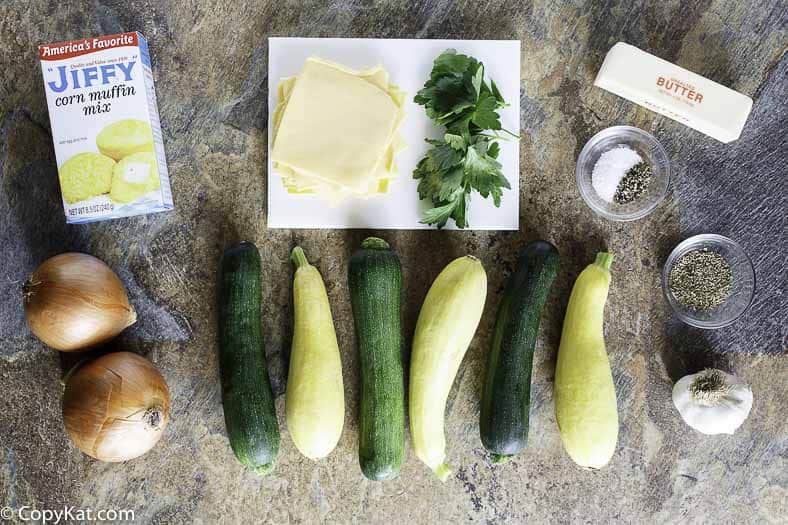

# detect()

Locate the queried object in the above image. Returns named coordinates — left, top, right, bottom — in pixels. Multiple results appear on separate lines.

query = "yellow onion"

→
left=62, top=352, right=171, bottom=462
left=23, top=253, right=137, bottom=351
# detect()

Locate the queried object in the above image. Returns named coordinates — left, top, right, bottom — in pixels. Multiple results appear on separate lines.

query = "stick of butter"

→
left=594, top=42, right=753, bottom=143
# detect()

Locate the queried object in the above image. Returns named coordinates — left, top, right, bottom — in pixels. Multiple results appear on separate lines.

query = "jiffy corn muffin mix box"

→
left=39, top=32, right=173, bottom=223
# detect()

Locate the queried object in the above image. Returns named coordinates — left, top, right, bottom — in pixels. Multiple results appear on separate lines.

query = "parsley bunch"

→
left=413, top=49, right=514, bottom=228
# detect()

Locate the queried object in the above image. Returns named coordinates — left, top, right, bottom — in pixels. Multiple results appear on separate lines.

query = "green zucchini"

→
left=218, top=242, right=280, bottom=475
left=348, top=237, right=405, bottom=481
left=480, top=241, right=559, bottom=460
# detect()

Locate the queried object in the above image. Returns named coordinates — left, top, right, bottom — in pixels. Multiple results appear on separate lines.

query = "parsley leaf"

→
left=421, top=196, right=460, bottom=229
left=432, top=49, right=478, bottom=77
left=487, top=141, right=501, bottom=159
left=471, top=91, right=501, bottom=130
left=432, top=76, right=475, bottom=115
left=444, top=133, right=466, bottom=150
left=464, top=141, right=509, bottom=200
left=413, top=49, right=515, bottom=228
left=490, top=78, right=505, bottom=104
left=427, top=140, right=463, bottom=170
left=439, top=166, right=465, bottom=201
left=452, top=191, right=468, bottom=228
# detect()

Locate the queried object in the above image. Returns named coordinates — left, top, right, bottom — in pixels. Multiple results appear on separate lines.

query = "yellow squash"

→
left=286, top=247, right=344, bottom=459
left=409, top=256, right=487, bottom=481
left=555, top=252, right=618, bottom=469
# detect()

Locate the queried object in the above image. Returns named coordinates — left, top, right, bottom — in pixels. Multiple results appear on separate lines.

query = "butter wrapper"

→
left=39, top=32, right=174, bottom=223
left=594, top=42, right=753, bottom=143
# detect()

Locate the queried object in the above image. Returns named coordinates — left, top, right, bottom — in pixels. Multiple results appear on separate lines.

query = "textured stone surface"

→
left=1, top=1, right=786, bottom=523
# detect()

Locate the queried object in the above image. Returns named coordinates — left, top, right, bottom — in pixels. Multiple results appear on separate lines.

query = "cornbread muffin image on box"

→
left=96, top=119, right=155, bottom=160
left=110, top=151, right=161, bottom=203
left=58, top=152, right=116, bottom=204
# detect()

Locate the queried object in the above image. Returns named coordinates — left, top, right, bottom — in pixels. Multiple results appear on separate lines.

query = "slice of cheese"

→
left=271, top=57, right=406, bottom=199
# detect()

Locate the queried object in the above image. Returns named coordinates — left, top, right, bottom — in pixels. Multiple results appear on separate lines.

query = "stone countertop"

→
left=1, top=1, right=786, bottom=523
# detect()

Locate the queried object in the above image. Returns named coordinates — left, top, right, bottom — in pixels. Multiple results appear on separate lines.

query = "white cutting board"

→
left=267, top=37, right=520, bottom=230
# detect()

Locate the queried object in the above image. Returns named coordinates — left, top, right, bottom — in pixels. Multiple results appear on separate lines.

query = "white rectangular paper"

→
left=267, top=37, right=520, bottom=230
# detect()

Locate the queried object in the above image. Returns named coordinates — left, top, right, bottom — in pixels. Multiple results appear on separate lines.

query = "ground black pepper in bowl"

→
left=668, top=248, right=733, bottom=311
left=614, top=161, right=653, bottom=204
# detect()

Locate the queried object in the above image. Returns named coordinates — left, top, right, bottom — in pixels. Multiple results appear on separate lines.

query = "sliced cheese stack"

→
left=272, top=57, right=406, bottom=200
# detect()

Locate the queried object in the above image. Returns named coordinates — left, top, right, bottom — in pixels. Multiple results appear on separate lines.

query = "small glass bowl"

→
left=576, top=126, right=670, bottom=221
left=662, top=234, right=756, bottom=329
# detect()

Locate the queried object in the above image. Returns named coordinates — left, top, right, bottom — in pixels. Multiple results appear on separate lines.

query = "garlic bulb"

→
left=672, top=369, right=752, bottom=435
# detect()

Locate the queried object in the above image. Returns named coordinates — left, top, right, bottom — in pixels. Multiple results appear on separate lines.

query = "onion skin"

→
left=62, top=352, right=171, bottom=462
left=23, top=253, right=137, bottom=352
